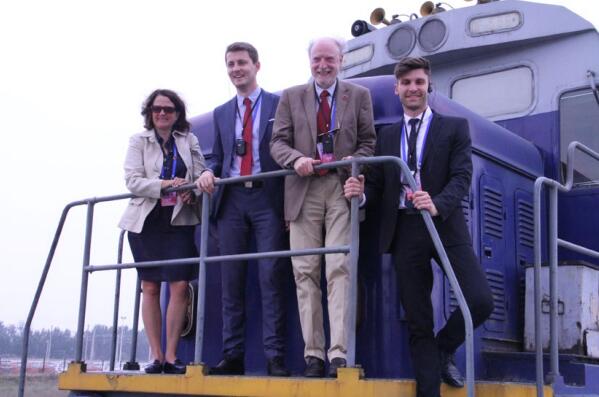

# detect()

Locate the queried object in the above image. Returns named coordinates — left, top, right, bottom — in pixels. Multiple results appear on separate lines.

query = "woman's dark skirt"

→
left=128, top=202, right=198, bottom=282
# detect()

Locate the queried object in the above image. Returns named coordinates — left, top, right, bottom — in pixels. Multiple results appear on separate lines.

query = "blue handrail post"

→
left=75, top=201, right=95, bottom=363
left=124, top=276, right=142, bottom=370
left=109, top=230, right=125, bottom=370
left=193, top=192, right=210, bottom=364
left=547, top=185, right=560, bottom=383
left=345, top=160, right=361, bottom=367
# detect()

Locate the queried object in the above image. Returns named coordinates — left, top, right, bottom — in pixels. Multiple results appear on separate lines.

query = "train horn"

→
left=370, top=8, right=390, bottom=26
left=420, top=1, right=452, bottom=16
left=420, top=1, right=435, bottom=16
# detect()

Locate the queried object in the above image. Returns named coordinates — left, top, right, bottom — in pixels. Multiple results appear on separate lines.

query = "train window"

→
left=468, top=12, right=522, bottom=36
left=342, top=44, right=374, bottom=70
left=386, top=26, right=416, bottom=59
left=451, top=67, right=534, bottom=119
left=418, top=19, right=447, bottom=52
left=559, top=89, right=599, bottom=184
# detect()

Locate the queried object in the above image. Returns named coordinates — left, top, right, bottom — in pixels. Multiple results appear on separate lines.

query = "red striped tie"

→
left=240, top=97, right=253, bottom=176
left=315, top=90, right=331, bottom=175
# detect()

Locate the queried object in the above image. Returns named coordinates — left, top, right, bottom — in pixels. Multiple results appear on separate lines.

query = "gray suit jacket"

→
left=208, top=90, right=283, bottom=218
left=119, top=129, right=207, bottom=233
left=270, top=80, right=376, bottom=221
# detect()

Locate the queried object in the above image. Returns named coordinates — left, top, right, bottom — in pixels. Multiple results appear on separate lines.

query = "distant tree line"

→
left=0, top=321, right=149, bottom=362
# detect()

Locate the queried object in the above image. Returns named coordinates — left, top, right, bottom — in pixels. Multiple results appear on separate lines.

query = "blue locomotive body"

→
left=185, top=72, right=547, bottom=380
left=182, top=0, right=599, bottom=388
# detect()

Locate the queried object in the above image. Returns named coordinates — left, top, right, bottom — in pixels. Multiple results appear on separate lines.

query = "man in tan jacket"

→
left=270, top=37, right=375, bottom=378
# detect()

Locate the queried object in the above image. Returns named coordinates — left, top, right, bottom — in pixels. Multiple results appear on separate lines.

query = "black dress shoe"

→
left=328, top=357, right=346, bottom=378
left=163, top=359, right=186, bottom=374
left=209, top=357, right=245, bottom=375
left=439, top=351, right=464, bottom=388
left=267, top=356, right=290, bottom=377
left=304, top=356, right=325, bottom=378
left=144, top=360, right=163, bottom=374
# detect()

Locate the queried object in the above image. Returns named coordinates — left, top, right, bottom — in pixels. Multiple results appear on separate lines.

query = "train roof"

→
left=342, top=0, right=596, bottom=79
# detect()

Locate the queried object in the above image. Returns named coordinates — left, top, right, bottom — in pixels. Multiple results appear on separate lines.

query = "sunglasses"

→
left=151, top=106, right=177, bottom=114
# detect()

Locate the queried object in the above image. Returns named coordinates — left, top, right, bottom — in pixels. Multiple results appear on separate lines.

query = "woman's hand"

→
left=162, top=177, right=187, bottom=189
left=161, top=179, right=175, bottom=189
left=180, top=191, right=196, bottom=205
left=172, top=177, right=187, bottom=187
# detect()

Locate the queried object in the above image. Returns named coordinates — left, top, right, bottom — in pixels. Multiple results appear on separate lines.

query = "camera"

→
left=322, top=133, right=334, bottom=154
left=235, top=139, right=246, bottom=156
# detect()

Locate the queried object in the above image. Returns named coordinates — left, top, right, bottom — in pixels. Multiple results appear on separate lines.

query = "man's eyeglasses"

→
left=151, top=106, right=176, bottom=114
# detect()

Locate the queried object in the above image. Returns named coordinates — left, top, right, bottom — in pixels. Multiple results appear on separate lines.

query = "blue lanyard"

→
left=236, top=91, right=263, bottom=131
left=160, top=143, right=178, bottom=180
left=330, top=100, right=337, bottom=131
left=400, top=109, right=432, bottom=170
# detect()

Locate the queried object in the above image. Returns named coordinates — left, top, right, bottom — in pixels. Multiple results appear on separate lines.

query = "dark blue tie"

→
left=407, top=118, right=420, bottom=171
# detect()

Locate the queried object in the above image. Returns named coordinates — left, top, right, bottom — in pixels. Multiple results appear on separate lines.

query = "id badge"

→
left=405, top=173, right=421, bottom=209
left=405, top=185, right=415, bottom=209
left=321, top=152, right=334, bottom=164
left=317, top=142, right=324, bottom=158
left=317, top=142, right=334, bottom=164
left=161, top=191, right=177, bottom=207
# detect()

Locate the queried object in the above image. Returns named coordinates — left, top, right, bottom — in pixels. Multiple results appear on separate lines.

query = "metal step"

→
left=59, top=362, right=553, bottom=397
left=483, top=350, right=599, bottom=391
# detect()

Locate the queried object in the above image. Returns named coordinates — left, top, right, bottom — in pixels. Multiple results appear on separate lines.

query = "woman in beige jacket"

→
left=119, top=89, right=206, bottom=374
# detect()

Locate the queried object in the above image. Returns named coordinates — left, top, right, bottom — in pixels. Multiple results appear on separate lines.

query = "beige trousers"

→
left=290, top=173, right=350, bottom=361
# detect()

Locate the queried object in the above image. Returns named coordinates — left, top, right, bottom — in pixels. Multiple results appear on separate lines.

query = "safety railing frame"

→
left=19, top=156, right=475, bottom=397
left=533, top=141, right=599, bottom=397
left=109, top=229, right=142, bottom=371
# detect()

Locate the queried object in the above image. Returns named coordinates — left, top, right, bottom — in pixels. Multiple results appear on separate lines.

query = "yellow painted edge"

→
left=58, top=363, right=553, bottom=397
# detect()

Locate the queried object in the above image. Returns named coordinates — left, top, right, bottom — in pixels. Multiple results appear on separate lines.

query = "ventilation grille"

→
left=447, top=269, right=506, bottom=322
left=517, top=199, right=534, bottom=248
left=483, top=187, right=504, bottom=239
left=486, top=269, right=506, bottom=322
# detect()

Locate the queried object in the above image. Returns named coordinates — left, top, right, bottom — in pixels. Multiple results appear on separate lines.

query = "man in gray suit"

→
left=270, top=37, right=376, bottom=378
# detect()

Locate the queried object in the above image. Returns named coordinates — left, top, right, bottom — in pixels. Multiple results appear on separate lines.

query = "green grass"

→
left=0, top=375, right=68, bottom=397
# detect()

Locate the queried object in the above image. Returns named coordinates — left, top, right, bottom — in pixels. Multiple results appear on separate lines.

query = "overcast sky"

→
left=1, top=0, right=597, bottom=332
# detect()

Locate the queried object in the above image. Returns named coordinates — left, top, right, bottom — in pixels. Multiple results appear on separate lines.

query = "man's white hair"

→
left=308, top=37, right=346, bottom=57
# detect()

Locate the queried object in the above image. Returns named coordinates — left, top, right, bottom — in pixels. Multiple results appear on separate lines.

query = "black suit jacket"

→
left=208, top=90, right=283, bottom=218
left=365, top=112, right=472, bottom=253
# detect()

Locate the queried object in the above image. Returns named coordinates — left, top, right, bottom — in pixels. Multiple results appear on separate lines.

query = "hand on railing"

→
left=196, top=171, right=219, bottom=194
left=294, top=157, right=321, bottom=176
left=411, top=191, right=439, bottom=216
left=343, top=175, right=364, bottom=200
left=180, top=191, right=196, bottom=205
left=161, top=177, right=187, bottom=190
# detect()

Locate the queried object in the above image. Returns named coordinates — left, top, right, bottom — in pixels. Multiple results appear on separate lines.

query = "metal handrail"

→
left=108, top=229, right=142, bottom=371
left=109, top=230, right=125, bottom=371
left=19, top=156, right=475, bottom=397
left=18, top=193, right=132, bottom=397
left=533, top=141, right=599, bottom=397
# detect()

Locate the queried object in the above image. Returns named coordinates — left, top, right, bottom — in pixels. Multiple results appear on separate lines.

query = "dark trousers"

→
left=392, top=212, right=494, bottom=397
left=217, top=185, right=287, bottom=360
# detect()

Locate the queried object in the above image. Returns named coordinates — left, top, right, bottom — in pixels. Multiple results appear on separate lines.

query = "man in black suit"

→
left=197, top=42, right=288, bottom=376
left=344, top=57, right=494, bottom=397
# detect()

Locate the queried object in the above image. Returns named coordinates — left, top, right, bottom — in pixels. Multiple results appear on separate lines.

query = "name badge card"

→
left=161, top=191, right=177, bottom=207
